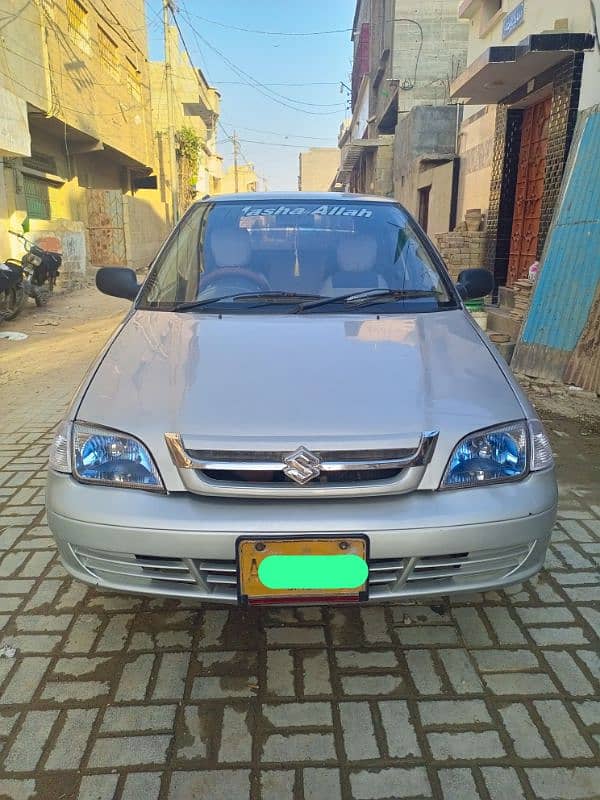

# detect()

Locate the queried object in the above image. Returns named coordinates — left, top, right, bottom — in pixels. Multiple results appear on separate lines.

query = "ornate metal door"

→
left=86, top=190, right=127, bottom=266
left=507, top=97, right=552, bottom=285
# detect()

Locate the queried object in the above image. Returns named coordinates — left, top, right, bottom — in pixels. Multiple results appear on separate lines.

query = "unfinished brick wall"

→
left=435, top=225, right=488, bottom=282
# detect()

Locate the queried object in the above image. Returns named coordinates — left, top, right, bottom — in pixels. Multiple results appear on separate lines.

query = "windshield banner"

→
left=242, top=205, right=373, bottom=218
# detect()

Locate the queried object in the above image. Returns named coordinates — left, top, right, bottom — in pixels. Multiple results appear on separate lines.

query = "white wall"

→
left=462, top=0, right=594, bottom=121
left=580, top=0, right=600, bottom=110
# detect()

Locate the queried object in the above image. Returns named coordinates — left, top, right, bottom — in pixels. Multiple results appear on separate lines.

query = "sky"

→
left=144, top=0, right=354, bottom=191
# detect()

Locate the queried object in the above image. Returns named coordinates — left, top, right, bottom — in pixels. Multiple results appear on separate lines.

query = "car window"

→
left=139, top=200, right=454, bottom=312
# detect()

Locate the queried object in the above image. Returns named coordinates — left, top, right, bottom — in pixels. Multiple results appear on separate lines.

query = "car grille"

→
left=72, top=541, right=534, bottom=603
left=368, top=542, right=534, bottom=597
left=164, top=433, right=439, bottom=498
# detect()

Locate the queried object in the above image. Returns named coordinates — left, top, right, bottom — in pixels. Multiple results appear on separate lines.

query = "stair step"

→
left=498, top=286, right=515, bottom=309
left=493, top=341, right=516, bottom=364
left=486, top=307, right=523, bottom=340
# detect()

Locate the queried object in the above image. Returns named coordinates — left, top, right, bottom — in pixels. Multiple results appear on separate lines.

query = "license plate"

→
left=237, top=536, right=369, bottom=605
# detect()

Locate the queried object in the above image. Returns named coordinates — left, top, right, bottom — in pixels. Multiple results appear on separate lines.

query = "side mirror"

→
left=96, top=267, right=140, bottom=300
left=456, top=268, right=494, bottom=300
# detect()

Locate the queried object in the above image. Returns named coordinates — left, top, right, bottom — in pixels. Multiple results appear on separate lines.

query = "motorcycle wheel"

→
left=34, top=286, right=51, bottom=307
left=0, top=285, right=25, bottom=321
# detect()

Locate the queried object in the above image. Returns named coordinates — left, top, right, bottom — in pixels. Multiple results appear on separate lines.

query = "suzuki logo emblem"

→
left=283, top=446, right=321, bottom=485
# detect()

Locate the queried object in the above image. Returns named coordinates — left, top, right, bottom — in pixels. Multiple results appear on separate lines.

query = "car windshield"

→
left=138, top=199, right=455, bottom=313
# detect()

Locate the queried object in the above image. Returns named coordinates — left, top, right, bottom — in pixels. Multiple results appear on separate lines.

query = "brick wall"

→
left=436, top=221, right=488, bottom=282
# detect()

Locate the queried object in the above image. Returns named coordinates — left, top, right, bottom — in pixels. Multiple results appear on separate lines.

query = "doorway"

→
left=418, top=185, right=431, bottom=233
left=507, top=97, right=552, bottom=285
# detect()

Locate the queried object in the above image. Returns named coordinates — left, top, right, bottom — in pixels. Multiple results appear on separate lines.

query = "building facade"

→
left=333, top=0, right=469, bottom=199
left=451, top=0, right=597, bottom=288
left=0, top=0, right=168, bottom=278
left=219, top=164, right=259, bottom=195
left=149, top=27, right=222, bottom=220
left=298, top=148, right=340, bottom=191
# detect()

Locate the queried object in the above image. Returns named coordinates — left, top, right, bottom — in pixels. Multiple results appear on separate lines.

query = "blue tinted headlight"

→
left=73, top=423, right=163, bottom=491
left=442, top=422, right=528, bottom=489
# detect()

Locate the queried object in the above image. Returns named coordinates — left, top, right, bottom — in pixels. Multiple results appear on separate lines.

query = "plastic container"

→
left=471, top=311, right=488, bottom=331
left=465, top=298, right=485, bottom=313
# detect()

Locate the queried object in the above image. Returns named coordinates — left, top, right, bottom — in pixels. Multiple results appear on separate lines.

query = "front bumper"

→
left=47, top=470, right=557, bottom=604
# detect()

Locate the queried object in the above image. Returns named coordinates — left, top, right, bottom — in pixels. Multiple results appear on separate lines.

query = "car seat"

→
left=321, top=233, right=388, bottom=295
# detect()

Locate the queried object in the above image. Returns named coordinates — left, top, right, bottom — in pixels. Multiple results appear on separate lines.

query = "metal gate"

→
left=86, top=190, right=127, bottom=266
left=507, top=97, right=552, bottom=286
left=513, top=108, right=600, bottom=382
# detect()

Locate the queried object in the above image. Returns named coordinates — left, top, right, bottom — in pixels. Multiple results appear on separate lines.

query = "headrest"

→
left=209, top=228, right=251, bottom=268
left=337, top=233, right=377, bottom=272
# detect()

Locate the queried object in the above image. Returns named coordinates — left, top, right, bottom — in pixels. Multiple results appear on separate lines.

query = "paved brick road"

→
left=0, top=304, right=598, bottom=799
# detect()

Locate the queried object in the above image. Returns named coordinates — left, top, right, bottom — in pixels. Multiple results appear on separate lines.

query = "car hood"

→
left=77, top=309, right=525, bottom=490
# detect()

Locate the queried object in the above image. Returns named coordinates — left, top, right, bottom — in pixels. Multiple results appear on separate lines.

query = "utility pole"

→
left=232, top=131, right=240, bottom=193
left=163, top=0, right=179, bottom=223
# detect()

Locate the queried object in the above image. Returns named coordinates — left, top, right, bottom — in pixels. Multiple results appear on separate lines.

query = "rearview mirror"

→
left=96, top=267, right=140, bottom=300
left=456, top=268, right=494, bottom=300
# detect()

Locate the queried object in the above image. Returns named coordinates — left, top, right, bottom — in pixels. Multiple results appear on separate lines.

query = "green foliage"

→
left=175, top=127, right=201, bottom=188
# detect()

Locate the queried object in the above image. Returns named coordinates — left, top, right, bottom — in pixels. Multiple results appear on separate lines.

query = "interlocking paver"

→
left=339, top=701, right=379, bottom=760
left=78, top=774, right=120, bottom=800
left=260, top=770, right=296, bottom=800
left=534, top=700, right=594, bottom=758
left=428, top=730, right=506, bottom=760
left=406, top=649, right=444, bottom=694
left=350, top=767, right=431, bottom=799
left=499, top=703, right=551, bottom=759
left=2, top=710, right=58, bottom=772
left=438, top=768, right=479, bottom=800
left=87, top=735, right=171, bottom=768
left=379, top=700, right=421, bottom=758
left=1, top=305, right=599, bottom=799
left=526, top=767, right=600, bottom=799
left=481, top=767, right=526, bottom=800
left=304, top=768, right=342, bottom=800
left=121, top=773, right=162, bottom=800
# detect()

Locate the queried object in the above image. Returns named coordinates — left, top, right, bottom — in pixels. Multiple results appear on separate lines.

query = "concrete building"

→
left=451, top=0, right=598, bottom=288
left=149, top=27, right=222, bottom=219
left=0, top=0, right=168, bottom=279
left=219, top=163, right=259, bottom=194
left=333, top=0, right=469, bottom=197
left=298, top=148, right=340, bottom=191
left=393, top=106, right=460, bottom=236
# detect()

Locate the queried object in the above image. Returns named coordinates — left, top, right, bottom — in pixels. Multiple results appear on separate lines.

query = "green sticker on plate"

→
left=258, top=554, right=368, bottom=590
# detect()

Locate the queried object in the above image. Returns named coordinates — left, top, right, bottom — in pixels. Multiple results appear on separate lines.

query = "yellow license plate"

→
left=237, top=536, right=369, bottom=604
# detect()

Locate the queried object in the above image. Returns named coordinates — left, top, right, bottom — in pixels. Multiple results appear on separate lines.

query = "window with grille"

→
left=125, top=58, right=141, bottom=101
left=67, top=0, right=90, bottom=54
left=98, top=27, right=119, bottom=79
left=23, top=175, right=51, bottom=221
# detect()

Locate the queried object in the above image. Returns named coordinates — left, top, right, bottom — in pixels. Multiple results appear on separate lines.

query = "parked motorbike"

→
left=8, top=231, right=62, bottom=308
left=0, top=259, right=24, bottom=322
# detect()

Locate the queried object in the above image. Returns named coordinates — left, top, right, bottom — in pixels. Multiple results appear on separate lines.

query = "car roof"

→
left=196, top=192, right=396, bottom=204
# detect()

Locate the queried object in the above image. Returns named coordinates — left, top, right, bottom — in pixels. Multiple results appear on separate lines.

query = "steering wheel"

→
left=198, top=267, right=270, bottom=298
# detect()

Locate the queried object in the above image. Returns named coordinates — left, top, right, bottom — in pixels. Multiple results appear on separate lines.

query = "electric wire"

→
left=175, top=10, right=347, bottom=115
left=180, top=12, right=351, bottom=37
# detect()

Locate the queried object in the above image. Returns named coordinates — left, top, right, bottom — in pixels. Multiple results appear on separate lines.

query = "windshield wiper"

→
left=173, top=291, right=321, bottom=312
left=296, top=289, right=440, bottom=312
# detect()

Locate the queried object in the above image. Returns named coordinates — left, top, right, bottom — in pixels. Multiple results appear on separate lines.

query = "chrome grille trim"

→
left=164, top=431, right=439, bottom=498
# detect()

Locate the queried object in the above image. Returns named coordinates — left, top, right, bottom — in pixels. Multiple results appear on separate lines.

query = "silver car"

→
left=47, top=193, right=557, bottom=606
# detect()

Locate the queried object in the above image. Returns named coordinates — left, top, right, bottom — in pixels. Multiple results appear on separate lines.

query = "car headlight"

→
left=49, top=421, right=164, bottom=491
left=443, top=421, right=535, bottom=489
left=49, top=420, right=72, bottom=474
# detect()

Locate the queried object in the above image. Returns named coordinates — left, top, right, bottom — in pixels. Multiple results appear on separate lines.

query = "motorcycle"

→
left=6, top=231, right=62, bottom=309
left=0, top=259, right=23, bottom=322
